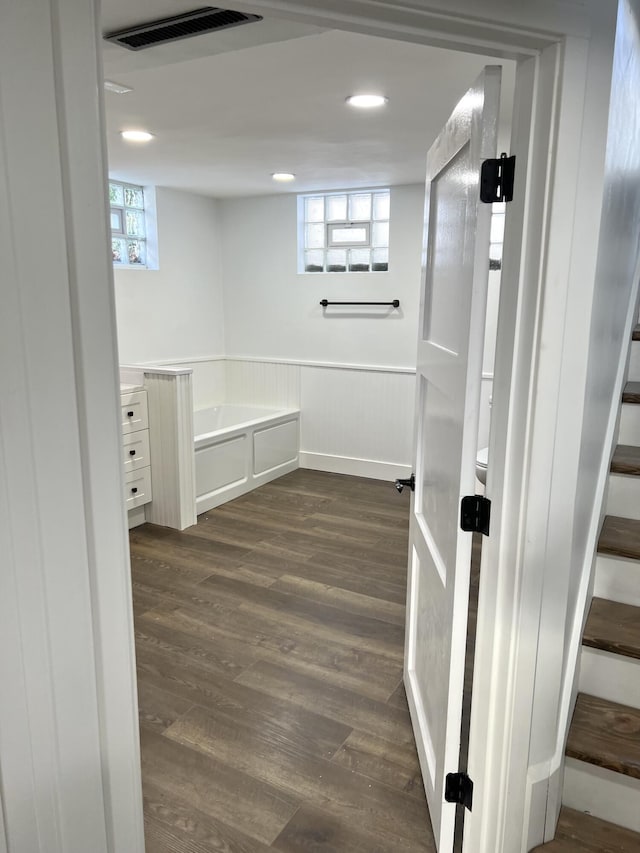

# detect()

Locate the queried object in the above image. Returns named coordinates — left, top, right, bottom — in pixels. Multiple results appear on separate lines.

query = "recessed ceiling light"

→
left=272, top=172, right=296, bottom=182
left=346, top=94, right=389, bottom=109
left=104, top=80, right=133, bottom=95
left=121, top=130, right=154, bottom=143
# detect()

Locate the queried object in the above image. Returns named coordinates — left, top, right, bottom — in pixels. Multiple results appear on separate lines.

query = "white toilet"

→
left=476, top=446, right=489, bottom=485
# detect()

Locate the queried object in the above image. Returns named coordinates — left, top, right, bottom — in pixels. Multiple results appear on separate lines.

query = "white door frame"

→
left=0, top=1, right=617, bottom=852
left=0, top=1, right=143, bottom=851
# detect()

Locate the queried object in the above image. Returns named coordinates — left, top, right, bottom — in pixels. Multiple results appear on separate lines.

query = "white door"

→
left=404, top=66, right=501, bottom=852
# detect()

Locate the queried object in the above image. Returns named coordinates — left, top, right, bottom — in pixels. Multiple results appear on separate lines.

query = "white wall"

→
left=216, top=185, right=423, bottom=476
left=220, top=185, right=423, bottom=367
left=117, top=182, right=497, bottom=477
left=114, top=187, right=225, bottom=363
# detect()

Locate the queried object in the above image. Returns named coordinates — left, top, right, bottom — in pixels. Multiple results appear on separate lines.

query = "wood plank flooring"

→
left=130, top=469, right=435, bottom=853
left=583, top=597, right=640, bottom=660
left=598, top=515, right=640, bottom=561
left=566, top=693, right=640, bottom=780
left=532, top=807, right=640, bottom=852
left=611, top=444, right=640, bottom=476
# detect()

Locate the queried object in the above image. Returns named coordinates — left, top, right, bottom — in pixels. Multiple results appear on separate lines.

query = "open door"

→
left=404, top=67, right=501, bottom=852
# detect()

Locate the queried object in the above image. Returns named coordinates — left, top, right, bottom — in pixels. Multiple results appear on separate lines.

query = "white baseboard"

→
left=563, top=757, right=640, bottom=832
left=299, top=451, right=411, bottom=482
left=127, top=505, right=147, bottom=529
left=606, top=473, right=640, bottom=519
left=594, top=554, right=640, bottom=607
left=579, top=647, right=640, bottom=709
left=618, top=402, right=640, bottom=445
left=629, top=340, right=640, bottom=382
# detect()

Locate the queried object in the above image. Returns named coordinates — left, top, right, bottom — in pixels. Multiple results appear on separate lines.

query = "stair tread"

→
left=584, top=597, right=640, bottom=660
left=623, top=381, right=640, bottom=404
left=566, top=693, right=640, bottom=779
left=598, top=515, right=640, bottom=561
left=611, top=444, right=640, bottom=476
left=633, top=325, right=640, bottom=341
left=531, top=807, right=640, bottom=852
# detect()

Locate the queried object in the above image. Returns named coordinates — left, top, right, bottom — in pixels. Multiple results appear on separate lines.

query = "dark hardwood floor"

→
left=130, top=469, right=436, bottom=853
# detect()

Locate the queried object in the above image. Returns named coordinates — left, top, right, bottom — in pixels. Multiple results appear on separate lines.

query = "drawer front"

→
left=124, top=466, right=152, bottom=510
left=121, top=390, right=148, bottom=434
left=122, top=429, right=150, bottom=473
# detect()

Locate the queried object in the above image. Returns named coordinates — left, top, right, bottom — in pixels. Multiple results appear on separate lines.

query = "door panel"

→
left=404, top=66, right=500, bottom=852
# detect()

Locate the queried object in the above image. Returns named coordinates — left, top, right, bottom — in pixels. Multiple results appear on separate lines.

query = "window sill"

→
left=113, top=264, right=150, bottom=271
left=298, top=269, right=390, bottom=276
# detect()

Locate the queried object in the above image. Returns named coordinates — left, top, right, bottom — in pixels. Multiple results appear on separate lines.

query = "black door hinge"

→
left=445, top=772, right=474, bottom=810
left=480, top=153, right=515, bottom=203
left=460, top=495, right=491, bottom=536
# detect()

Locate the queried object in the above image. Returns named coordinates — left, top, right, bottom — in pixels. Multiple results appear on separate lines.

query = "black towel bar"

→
left=320, top=299, right=400, bottom=308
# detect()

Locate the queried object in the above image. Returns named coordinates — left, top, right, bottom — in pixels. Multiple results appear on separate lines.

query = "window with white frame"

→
left=109, top=181, right=147, bottom=266
left=300, top=189, right=390, bottom=273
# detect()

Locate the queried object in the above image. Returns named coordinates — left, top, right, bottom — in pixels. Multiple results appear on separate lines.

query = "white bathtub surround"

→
left=195, top=405, right=300, bottom=512
left=164, top=356, right=415, bottom=481
left=139, top=367, right=196, bottom=530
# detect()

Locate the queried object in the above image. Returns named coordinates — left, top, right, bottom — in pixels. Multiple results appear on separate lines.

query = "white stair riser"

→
left=629, top=341, right=640, bottom=382
left=594, top=555, right=640, bottom=607
left=606, top=473, right=640, bottom=520
left=579, top=647, right=640, bottom=709
left=563, top=758, right=640, bottom=832
left=618, top=403, right=640, bottom=445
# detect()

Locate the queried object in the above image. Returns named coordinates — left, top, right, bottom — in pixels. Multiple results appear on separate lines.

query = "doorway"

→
left=0, top=2, right=616, bottom=853
left=105, top=11, right=509, bottom=844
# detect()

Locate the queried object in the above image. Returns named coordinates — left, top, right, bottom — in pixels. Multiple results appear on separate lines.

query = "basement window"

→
left=299, top=189, right=390, bottom=273
left=109, top=180, right=147, bottom=266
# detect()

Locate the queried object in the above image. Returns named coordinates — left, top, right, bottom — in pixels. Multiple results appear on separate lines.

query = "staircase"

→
left=534, top=323, right=640, bottom=851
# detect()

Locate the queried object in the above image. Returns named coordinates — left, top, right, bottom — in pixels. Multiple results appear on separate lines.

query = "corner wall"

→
left=114, top=187, right=226, bottom=364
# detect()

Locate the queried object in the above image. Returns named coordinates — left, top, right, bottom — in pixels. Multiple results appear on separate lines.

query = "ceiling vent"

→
left=104, top=7, right=263, bottom=51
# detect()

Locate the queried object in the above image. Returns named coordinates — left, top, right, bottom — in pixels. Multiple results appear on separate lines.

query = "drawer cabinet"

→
left=121, top=390, right=149, bottom=434
left=122, top=429, right=150, bottom=473
left=121, top=387, right=152, bottom=515
left=124, top=467, right=152, bottom=510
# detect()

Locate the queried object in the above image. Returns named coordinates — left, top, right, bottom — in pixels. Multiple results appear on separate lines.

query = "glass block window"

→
left=489, top=202, right=505, bottom=271
left=300, top=189, right=390, bottom=273
left=109, top=180, right=146, bottom=266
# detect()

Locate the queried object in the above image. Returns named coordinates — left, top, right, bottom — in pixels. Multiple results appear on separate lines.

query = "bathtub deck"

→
left=130, top=469, right=436, bottom=853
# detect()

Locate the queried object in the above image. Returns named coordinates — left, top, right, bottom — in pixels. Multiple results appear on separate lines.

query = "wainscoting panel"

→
left=144, top=370, right=196, bottom=530
left=153, top=357, right=416, bottom=481
left=226, top=360, right=301, bottom=408
left=300, top=366, right=415, bottom=480
left=178, top=359, right=226, bottom=411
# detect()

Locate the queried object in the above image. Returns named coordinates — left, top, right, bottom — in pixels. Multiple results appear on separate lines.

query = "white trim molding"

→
left=0, top=0, right=144, bottom=850
left=300, top=452, right=412, bottom=481
left=155, top=354, right=417, bottom=375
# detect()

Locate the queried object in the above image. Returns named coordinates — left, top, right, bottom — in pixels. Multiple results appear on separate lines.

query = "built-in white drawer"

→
left=122, top=429, right=150, bottom=473
left=121, top=390, right=148, bottom=434
left=124, top=466, right=152, bottom=510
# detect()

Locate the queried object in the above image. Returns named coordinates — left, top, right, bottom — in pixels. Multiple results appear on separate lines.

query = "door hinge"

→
left=460, top=495, right=491, bottom=536
left=480, top=153, right=515, bottom=203
left=445, top=772, right=473, bottom=810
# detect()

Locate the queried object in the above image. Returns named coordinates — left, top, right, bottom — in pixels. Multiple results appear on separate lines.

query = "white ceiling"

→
left=101, top=3, right=515, bottom=198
